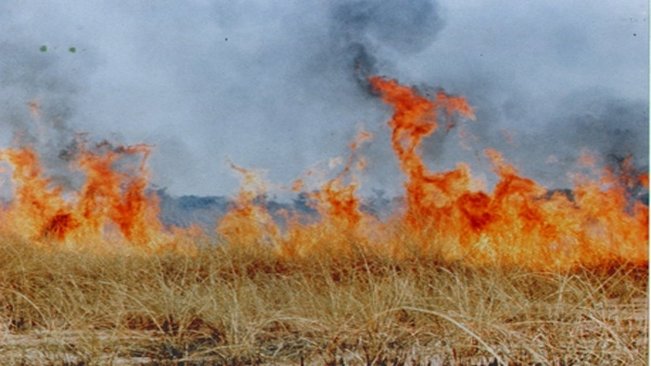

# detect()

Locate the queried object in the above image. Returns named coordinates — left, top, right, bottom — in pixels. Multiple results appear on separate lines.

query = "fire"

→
left=217, top=130, right=375, bottom=258
left=0, top=141, right=167, bottom=248
left=368, top=76, right=477, bottom=229
left=0, top=76, right=647, bottom=269
left=367, top=76, right=647, bottom=268
left=311, top=130, right=372, bottom=229
left=216, top=163, right=279, bottom=247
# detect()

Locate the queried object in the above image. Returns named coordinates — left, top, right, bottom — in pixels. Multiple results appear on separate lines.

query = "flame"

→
left=216, top=163, right=278, bottom=247
left=365, top=76, right=647, bottom=268
left=0, top=76, right=646, bottom=269
left=224, top=76, right=647, bottom=269
left=217, top=130, right=375, bottom=258
left=312, top=130, right=372, bottom=229
left=279, top=130, right=376, bottom=258
left=0, top=141, right=168, bottom=248
left=368, top=76, right=476, bottom=229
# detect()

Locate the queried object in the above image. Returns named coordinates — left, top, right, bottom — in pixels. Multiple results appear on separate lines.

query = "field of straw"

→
left=0, top=236, right=646, bottom=365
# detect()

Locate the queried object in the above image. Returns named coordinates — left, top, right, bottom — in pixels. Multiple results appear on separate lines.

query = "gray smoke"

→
left=328, top=0, right=444, bottom=91
left=0, top=39, right=146, bottom=191
left=0, top=39, right=94, bottom=189
left=559, top=93, right=648, bottom=169
left=418, top=82, right=649, bottom=191
left=519, top=91, right=649, bottom=187
left=0, top=43, right=76, bottom=144
left=0, top=0, right=646, bottom=200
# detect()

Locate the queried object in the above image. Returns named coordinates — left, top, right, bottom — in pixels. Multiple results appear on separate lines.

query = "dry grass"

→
left=0, top=236, right=647, bottom=365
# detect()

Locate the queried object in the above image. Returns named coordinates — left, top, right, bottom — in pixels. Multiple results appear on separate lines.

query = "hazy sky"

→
left=0, top=0, right=648, bottom=197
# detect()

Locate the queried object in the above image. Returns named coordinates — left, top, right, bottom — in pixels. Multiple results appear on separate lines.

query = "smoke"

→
left=328, top=0, right=445, bottom=91
left=0, top=43, right=75, bottom=144
left=414, top=79, right=650, bottom=189
left=398, top=1, right=649, bottom=192
left=517, top=90, right=649, bottom=187
left=0, top=0, right=647, bottom=198
left=561, top=94, right=648, bottom=170
left=0, top=37, right=149, bottom=192
left=0, top=38, right=95, bottom=190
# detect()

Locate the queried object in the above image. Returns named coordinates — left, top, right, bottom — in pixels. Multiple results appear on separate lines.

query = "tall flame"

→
left=368, top=76, right=647, bottom=268
left=0, top=76, right=646, bottom=269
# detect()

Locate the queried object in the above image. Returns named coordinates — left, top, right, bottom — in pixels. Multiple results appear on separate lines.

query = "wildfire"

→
left=367, top=77, right=647, bottom=268
left=0, top=76, right=647, bottom=269
left=0, top=140, right=167, bottom=248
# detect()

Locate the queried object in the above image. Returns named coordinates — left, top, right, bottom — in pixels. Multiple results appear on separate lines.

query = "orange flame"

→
left=366, top=76, right=647, bottom=268
left=278, top=130, right=375, bottom=258
left=228, top=76, right=648, bottom=269
left=216, top=164, right=278, bottom=247
left=0, top=76, right=646, bottom=270
left=368, top=76, right=476, bottom=229
left=0, top=142, right=166, bottom=248
left=311, top=130, right=372, bottom=229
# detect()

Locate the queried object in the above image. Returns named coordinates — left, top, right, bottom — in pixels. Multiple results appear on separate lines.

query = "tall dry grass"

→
left=0, top=235, right=647, bottom=365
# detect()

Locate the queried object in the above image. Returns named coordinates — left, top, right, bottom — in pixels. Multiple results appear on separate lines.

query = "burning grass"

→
left=0, top=77, right=646, bottom=272
left=0, top=77, right=647, bottom=364
left=0, top=237, right=647, bottom=365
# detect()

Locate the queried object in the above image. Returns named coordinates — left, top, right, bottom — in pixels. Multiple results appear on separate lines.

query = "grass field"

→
left=0, top=237, right=646, bottom=365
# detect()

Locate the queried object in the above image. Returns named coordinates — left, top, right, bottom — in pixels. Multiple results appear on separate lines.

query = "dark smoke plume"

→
left=328, top=0, right=444, bottom=91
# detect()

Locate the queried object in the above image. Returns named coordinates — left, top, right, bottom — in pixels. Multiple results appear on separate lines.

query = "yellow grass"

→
left=0, top=236, right=647, bottom=365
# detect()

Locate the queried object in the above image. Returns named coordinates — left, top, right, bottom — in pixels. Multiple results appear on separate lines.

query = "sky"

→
left=0, top=0, right=648, bottom=197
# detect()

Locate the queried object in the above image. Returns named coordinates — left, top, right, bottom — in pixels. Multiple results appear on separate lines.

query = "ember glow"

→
left=0, top=77, right=647, bottom=269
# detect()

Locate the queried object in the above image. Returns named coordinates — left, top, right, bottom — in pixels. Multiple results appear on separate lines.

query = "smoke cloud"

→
left=327, top=0, right=444, bottom=90
left=0, top=0, right=647, bottom=198
left=0, top=36, right=96, bottom=190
